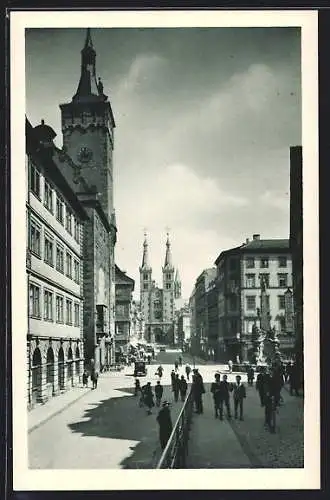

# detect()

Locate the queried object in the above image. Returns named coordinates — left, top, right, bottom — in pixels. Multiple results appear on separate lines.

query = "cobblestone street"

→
left=28, top=352, right=304, bottom=470
left=187, top=377, right=303, bottom=468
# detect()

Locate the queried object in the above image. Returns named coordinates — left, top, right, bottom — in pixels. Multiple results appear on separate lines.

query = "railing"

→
left=156, top=387, right=194, bottom=469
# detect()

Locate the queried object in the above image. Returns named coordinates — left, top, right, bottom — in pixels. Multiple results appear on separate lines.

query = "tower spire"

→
left=73, top=28, right=103, bottom=102
left=163, top=232, right=174, bottom=270
left=140, top=232, right=151, bottom=271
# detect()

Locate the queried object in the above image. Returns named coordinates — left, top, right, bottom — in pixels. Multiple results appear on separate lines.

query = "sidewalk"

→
left=186, top=383, right=252, bottom=468
left=187, top=381, right=304, bottom=468
left=28, top=384, right=93, bottom=433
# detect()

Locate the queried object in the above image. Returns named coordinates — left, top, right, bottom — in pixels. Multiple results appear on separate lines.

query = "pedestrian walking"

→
left=218, top=374, right=233, bottom=420
left=256, top=367, right=267, bottom=406
left=210, top=373, right=222, bottom=419
left=192, top=368, right=205, bottom=414
left=157, top=401, right=173, bottom=450
left=179, top=375, right=188, bottom=401
left=232, top=375, right=246, bottom=420
left=185, top=364, right=191, bottom=381
left=228, top=359, right=233, bottom=373
left=174, top=360, right=179, bottom=372
left=170, top=369, right=176, bottom=390
left=178, top=355, right=183, bottom=367
left=142, top=382, right=154, bottom=415
left=156, top=365, right=164, bottom=379
left=155, top=380, right=163, bottom=407
left=82, top=370, right=89, bottom=388
left=289, top=363, right=300, bottom=396
left=263, top=370, right=279, bottom=432
left=91, top=369, right=99, bottom=389
left=173, top=373, right=180, bottom=402
left=147, top=354, right=152, bottom=365
left=134, top=378, right=141, bottom=397
left=247, top=365, right=255, bottom=386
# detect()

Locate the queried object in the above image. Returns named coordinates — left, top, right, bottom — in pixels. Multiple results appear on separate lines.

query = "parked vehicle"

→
left=134, top=360, right=147, bottom=377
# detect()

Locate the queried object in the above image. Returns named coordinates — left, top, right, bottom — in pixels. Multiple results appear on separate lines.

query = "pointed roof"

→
left=175, top=268, right=181, bottom=283
left=84, top=27, right=94, bottom=50
left=163, top=233, right=174, bottom=271
left=140, top=233, right=151, bottom=271
left=73, top=28, right=103, bottom=102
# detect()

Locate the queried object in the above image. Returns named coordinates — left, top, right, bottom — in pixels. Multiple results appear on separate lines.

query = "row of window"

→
left=245, top=256, right=288, bottom=269
left=29, top=160, right=80, bottom=242
left=246, top=295, right=286, bottom=311
left=29, top=217, right=81, bottom=284
left=143, top=273, right=172, bottom=281
left=245, top=273, right=289, bottom=288
left=29, top=283, right=81, bottom=326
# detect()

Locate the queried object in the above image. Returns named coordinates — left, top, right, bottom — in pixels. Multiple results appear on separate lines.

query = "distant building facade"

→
left=191, top=268, right=217, bottom=359
left=290, top=146, right=303, bottom=384
left=114, top=266, right=135, bottom=358
left=130, top=301, right=145, bottom=342
left=139, top=234, right=182, bottom=345
left=176, top=304, right=191, bottom=351
left=26, top=118, right=88, bottom=407
left=215, top=234, right=294, bottom=362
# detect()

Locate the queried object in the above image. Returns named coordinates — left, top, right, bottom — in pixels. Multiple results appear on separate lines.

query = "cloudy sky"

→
left=25, top=27, right=301, bottom=299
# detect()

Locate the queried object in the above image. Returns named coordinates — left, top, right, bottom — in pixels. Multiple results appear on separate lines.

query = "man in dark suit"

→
left=192, top=369, right=205, bottom=414
left=232, top=375, right=246, bottom=420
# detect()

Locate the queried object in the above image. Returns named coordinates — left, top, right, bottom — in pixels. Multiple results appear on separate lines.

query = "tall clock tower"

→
left=59, top=28, right=115, bottom=222
left=57, top=28, right=117, bottom=371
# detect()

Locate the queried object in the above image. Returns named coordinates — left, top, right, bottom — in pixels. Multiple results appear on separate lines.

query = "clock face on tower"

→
left=77, top=146, right=93, bottom=164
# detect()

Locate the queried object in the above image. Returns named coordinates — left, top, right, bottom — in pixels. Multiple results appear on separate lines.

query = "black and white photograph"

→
left=11, top=9, right=319, bottom=491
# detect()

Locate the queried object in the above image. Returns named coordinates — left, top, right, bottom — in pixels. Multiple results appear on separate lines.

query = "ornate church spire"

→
left=140, top=233, right=151, bottom=271
left=73, top=28, right=105, bottom=102
left=163, top=233, right=174, bottom=270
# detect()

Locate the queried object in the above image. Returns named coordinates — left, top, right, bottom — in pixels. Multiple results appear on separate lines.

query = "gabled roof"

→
left=243, top=239, right=289, bottom=250
left=115, top=265, right=135, bottom=288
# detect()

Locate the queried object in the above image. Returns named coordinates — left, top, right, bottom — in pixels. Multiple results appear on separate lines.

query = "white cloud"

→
left=259, top=190, right=289, bottom=210
left=115, top=162, right=248, bottom=298
left=116, top=53, right=167, bottom=95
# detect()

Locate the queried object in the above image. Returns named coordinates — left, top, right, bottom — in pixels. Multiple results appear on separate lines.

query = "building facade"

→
left=290, top=146, right=303, bottom=385
left=177, top=304, right=191, bottom=351
left=192, top=268, right=217, bottom=359
left=139, top=234, right=182, bottom=345
left=215, top=234, right=294, bottom=362
left=114, top=265, right=135, bottom=359
left=130, top=301, right=145, bottom=343
left=26, top=118, right=87, bottom=407
left=55, top=28, right=117, bottom=371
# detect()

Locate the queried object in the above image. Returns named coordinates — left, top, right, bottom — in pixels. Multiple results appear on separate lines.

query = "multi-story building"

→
left=139, top=234, right=181, bottom=345
left=54, top=28, right=117, bottom=371
left=130, top=301, right=145, bottom=343
left=188, top=287, right=197, bottom=355
left=114, top=265, right=135, bottom=359
left=215, top=234, right=293, bottom=362
left=290, top=146, right=303, bottom=384
left=26, top=118, right=88, bottom=407
left=194, top=268, right=217, bottom=359
left=177, top=304, right=191, bottom=351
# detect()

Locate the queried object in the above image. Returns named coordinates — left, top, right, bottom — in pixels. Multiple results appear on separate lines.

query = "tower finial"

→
left=163, top=230, right=174, bottom=270
left=84, top=28, right=93, bottom=49
left=72, top=27, right=100, bottom=101
left=140, top=231, right=151, bottom=271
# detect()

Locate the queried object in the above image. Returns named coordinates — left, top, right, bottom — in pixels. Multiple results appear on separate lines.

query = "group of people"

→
left=210, top=373, right=246, bottom=420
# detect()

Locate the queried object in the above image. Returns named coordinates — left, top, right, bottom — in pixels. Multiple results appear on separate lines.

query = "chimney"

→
left=253, top=234, right=260, bottom=241
left=246, top=238, right=250, bottom=244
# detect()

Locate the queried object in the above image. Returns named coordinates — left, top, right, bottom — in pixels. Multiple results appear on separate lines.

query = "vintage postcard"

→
left=10, top=9, right=319, bottom=491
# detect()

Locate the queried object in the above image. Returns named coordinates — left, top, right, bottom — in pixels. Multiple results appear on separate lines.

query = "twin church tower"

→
left=139, top=234, right=182, bottom=344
